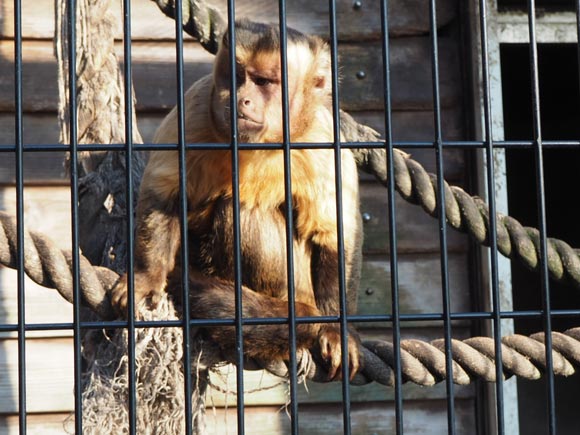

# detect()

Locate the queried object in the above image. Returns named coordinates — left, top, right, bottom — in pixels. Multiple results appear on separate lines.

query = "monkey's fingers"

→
left=110, top=273, right=165, bottom=317
left=347, top=339, right=361, bottom=381
left=110, top=276, right=130, bottom=316
left=318, top=327, right=343, bottom=381
left=319, top=328, right=362, bottom=381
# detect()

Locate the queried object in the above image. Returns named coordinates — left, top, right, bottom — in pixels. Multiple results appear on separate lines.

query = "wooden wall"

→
left=0, top=0, right=476, bottom=433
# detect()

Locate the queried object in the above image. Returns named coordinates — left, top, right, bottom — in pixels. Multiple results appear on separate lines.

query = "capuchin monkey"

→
left=111, top=19, right=362, bottom=380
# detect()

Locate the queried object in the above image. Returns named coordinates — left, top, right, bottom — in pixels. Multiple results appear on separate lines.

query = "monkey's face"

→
left=211, top=25, right=331, bottom=143
left=211, top=50, right=292, bottom=143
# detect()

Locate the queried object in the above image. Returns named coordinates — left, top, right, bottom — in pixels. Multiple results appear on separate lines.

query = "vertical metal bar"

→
left=576, top=0, right=580, bottom=96
left=121, top=0, right=138, bottom=433
left=224, top=2, right=246, bottom=433
left=13, top=0, right=27, bottom=432
left=526, top=1, right=556, bottom=433
left=478, top=1, right=505, bottom=433
left=173, top=1, right=193, bottom=433
left=66, top=0, right=84, bottom=432
left=378, top=2, right=403, bottom=434
left=428, top=1, right=456, bottom=433
left=277, top=1, right=300, bottom=433
left=327, top=1, right=352, bottom=433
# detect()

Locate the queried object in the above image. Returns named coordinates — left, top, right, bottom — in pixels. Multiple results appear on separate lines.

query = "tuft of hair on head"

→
left=308, top=39, right=332, bottom=95
left=220, top=19, right=323, bottom=55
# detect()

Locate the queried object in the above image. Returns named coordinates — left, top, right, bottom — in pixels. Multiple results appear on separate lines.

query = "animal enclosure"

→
left=1, top=0, right=580, bottom=434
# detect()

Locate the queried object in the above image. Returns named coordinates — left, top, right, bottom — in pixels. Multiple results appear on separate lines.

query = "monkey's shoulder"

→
left=153, top=74, right=216, bottom=144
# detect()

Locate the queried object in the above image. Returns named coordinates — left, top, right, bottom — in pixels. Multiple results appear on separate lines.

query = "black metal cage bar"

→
left=277, top=2, right=301, bottom=432
left=171, top=2, right=194, bottom=434
left=526, top=1, right=556, bottom=433
left=13, top=0, right=26, bottom=433
left=121, top=0, right=138, bottom=432
left=4, top=0, right=580, bottom=433
left=478, top=0, right=505, bottom=433
left=379, top=1, right=404, bottom=434
left=65, top=0, right=85, bottom=433
left=428, top=1, right=456, bottom=433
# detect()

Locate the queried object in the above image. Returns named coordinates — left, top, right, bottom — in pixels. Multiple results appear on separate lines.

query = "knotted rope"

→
left=368, top=145, right=580, bottom=287
left=1, top=210, right=579, bottom=386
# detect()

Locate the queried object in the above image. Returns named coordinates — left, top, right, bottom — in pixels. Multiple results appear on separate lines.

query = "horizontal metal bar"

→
left=2, top=309, right=579, bottom=333
left=3, top=140, right=580, bottom=154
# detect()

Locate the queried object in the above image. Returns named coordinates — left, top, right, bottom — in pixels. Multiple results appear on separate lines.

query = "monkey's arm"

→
left=309, top=151, right=362, bottom=380
left=190, top=278, right=322, bottom=361
left=311, top=235, right=362, bottom=381
left=110, top=154, right=182, bottom=314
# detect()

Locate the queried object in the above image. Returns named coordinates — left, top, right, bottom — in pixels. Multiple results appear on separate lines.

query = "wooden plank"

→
left=202, top=400, right=476, bottom=435
left=357, top=254, right=471, bottom=324
left=0, top=184, right=468, bottom=255
left=0, top=272, right=73, bottom=338
left=0, top=110, right=465, bottom=147
left=340, top=38, right=461, bottom=111
left=0, top=114, right=158, bottom=184
left=0, top=333, right=473, bottom=414
left=0, top=40, right=214, bottom=112
left=0, top=184, right=470, bottom=334
left=0, top=110, right=468, bottom=183
left=352, top=110, right=465, bottom=142
left=0, top=186, right=73, bottom=338
left=0, top=413, right=74, bottom=435
left=0, top=0, right=458, bottom=41
left=208, top=359, right=473, bottom=408
left=0, top=187, right=72, bottom=251
left=0, top=399, right=476, bottom=435
left=0, top=338, right=74, bottom=413
left=143, top=400, right=477, bottom=435
left=0, top=37, right=460, bottom=113
left=0, top=183, right=469, bottom=257
left=0, top=252, right=470, bottom=338
left=360, top=183, right=468, bottom=254
left=352, top=110, right=467, bottom=182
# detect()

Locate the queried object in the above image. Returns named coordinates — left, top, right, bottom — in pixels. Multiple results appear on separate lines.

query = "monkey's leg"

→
left=190, top=278, right=321, bottom=361
left=311, top=244, right=362, bottom=380
left=111, top=197, right=181, bottom=315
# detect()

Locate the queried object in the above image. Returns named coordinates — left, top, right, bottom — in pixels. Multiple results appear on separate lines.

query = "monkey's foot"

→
left=318, top=325, right=361, bottom=381
left=110, top=273, right=165, bottom=317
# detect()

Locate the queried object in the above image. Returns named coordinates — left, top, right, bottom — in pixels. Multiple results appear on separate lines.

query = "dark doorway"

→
left=498, top=0, right=575, bottom=11
left=501, top=43, right=580, bottom=435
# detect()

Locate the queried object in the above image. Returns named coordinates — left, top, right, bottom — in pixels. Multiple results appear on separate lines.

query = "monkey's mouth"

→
left=237, top=112, right=263, bottom=130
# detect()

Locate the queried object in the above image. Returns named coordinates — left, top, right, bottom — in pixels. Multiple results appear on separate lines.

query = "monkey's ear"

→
left=312, top=52, right=332, bottom=95
left=314, top=75, right=326, bottom=89
left=221, top=32, right=230, bottom=50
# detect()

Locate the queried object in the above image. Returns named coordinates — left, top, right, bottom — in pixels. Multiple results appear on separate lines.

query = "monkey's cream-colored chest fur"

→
left=183, top=148, right=346, bottom=243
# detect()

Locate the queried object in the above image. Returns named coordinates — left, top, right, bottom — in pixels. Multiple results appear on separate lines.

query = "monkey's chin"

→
left=237, top=118, right=264, bottom=142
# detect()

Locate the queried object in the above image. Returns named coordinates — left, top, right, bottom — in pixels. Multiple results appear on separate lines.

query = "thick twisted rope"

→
left=0, top=211, right=117, bottom=320
left=341, top=111, right=580, bottom=288
left=152, top=0, right=224, bottom=54
left=253, top=328, right=580, bottom=386
left=374, top=147, right=580, bottom=287
left=2, top=210, right=580, bottom=386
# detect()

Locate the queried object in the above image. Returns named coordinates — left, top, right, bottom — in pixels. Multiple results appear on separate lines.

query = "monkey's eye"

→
left=254, top=76, right=273, bottom=87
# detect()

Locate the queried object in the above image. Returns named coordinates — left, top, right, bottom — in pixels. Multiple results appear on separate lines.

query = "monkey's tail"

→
left=189, top=278, right=321, bottom=361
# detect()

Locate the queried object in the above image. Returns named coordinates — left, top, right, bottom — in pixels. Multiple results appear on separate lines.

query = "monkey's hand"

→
left=318, top=325, right=361, bottom=381
left=110, top=272, right=166, bottom=317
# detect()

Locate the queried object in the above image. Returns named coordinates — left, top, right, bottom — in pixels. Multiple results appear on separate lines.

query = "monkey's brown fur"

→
left=111, top=19, right=362, bottom=379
